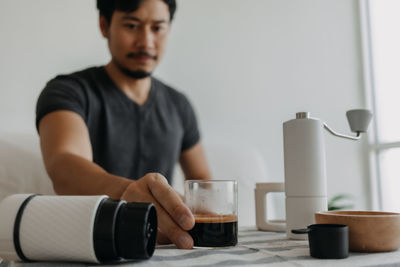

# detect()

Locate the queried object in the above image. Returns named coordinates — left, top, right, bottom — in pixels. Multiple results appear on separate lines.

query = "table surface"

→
left=1, top=228, right=400, bottom=267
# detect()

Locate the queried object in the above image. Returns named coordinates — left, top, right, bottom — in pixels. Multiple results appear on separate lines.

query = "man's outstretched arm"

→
left=39, top=110, right=131, bottom=198
left=38, top=110, right=195, bottom=248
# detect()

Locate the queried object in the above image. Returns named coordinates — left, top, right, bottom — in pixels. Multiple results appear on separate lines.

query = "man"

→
left=36, top=0, right=211, bottom=249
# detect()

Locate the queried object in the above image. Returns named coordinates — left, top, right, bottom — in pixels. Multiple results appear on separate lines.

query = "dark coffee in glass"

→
left=189, top=215, right=238, bottom=247
left=185, top=180, right=238, bottom=247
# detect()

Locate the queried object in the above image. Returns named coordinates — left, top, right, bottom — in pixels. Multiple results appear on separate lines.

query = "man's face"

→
left=101, top=0, right=171, bottom=78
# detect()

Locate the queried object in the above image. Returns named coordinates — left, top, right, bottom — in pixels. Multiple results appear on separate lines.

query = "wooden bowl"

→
left=315, top=211, right=400, bottom=252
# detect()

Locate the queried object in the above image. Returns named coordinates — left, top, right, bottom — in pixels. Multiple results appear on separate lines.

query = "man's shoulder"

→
left=49, top=66, right=103, bottom=84
left=43, top=66, right=106, bottom=98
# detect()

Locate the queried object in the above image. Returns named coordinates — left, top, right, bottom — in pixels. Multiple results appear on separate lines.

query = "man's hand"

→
left=121, top=173, right=195, bottom=249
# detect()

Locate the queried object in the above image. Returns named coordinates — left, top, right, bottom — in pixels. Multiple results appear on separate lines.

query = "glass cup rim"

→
left=185, top=179, right=237, bottom=184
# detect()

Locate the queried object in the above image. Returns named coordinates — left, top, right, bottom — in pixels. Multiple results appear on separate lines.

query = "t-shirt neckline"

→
left=99, top=66, right=157, bottom=111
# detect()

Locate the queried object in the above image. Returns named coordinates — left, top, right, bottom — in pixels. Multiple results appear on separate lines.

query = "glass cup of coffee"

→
left=184, top=180, right=238, bottom=247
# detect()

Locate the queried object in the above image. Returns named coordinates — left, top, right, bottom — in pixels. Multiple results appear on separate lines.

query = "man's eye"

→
left=153, top=26, right=163, bottom=32
left=125, top=24, right=137, bottom=29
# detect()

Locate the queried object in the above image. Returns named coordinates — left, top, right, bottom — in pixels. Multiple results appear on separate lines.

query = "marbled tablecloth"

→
left=1, top=228, right=400, bottom=267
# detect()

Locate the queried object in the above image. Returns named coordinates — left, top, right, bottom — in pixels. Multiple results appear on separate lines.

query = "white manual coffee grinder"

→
left=284, top=109, right=372, bottom=239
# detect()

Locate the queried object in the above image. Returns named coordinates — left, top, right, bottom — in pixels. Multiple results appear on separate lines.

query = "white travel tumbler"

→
left=0, top=194, right=157, bottom=263
left=283, top=112, right=328, bottom=239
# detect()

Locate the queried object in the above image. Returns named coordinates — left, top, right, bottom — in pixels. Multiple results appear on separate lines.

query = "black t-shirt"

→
left=36, top=66, right=200, bottom=183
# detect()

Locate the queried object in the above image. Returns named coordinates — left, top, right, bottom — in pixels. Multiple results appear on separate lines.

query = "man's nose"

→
left=136, top=27, right=155, bottom=50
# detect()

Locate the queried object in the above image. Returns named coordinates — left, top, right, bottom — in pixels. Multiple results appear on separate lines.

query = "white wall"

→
left=0, top=1, right=371, bottom=209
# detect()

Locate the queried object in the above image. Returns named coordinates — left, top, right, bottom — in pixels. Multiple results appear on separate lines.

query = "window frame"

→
left=359, top=0, right=400, bottom=210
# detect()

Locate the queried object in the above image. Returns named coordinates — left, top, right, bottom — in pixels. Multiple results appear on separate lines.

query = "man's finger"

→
left=121, top=175, right=194, bottom=249
left=157, top=228, right=171, bottom=245
left=147, top=174, right=194, bottom=230
left=153, top=200, right=194, bottom=249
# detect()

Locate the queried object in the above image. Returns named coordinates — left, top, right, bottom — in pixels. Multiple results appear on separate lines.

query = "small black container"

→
left=292, top=224, right=349, bottom=259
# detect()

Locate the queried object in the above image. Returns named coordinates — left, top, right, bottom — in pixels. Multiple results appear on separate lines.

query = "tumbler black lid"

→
left=116, top=202, right=157, bottom=259
left=93, top=198, right=124, bottom=262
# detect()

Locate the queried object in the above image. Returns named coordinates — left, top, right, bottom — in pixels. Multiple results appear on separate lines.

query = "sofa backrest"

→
left=0, top=133, right=55, bottom=201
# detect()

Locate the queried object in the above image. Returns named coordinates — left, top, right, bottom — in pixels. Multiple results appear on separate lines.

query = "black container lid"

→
left=93, top=198, right=124, bottom=262
left=115, top=202, right=157, bottom=260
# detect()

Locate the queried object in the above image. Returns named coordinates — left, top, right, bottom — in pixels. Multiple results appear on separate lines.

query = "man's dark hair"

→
left=97, top=0, right=177, bottom=24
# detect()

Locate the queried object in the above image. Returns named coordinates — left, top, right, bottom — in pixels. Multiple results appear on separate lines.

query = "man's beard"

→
left=114, top=59, right=152, bottom=79
left=120, top=67, right=152, bottom=79
left=113, top=51, right=158, bottom=79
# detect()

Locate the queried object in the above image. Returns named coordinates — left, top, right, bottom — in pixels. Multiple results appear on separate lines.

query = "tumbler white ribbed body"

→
left=0, top=194, right=108, bottom=263
left=0, top=194, right=32, bottom=261
left=283, top=117, right=328, bottom=239
left=19, top=195, right=107, bottom=262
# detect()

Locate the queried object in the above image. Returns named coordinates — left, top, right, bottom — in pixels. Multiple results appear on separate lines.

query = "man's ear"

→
left=99, top=15, right=109, bottom=38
